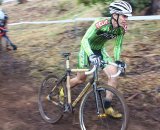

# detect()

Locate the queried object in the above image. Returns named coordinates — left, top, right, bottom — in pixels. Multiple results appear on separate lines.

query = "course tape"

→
left=8, top=15, right=160, bottom=26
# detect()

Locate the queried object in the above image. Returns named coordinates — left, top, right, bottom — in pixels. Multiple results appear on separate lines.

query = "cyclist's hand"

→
left=89, top=54, right=100, bottom=65
left=115, top=60, right=126, bottom=68
left=115, top=60, right=126, bottom=76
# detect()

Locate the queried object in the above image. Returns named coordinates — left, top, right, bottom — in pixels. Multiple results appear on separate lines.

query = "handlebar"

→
left=85, top=61, right=124, bottom=78
left=107, top=62, right=122, bottom=78
left=85, top=65, right=96, bottom=75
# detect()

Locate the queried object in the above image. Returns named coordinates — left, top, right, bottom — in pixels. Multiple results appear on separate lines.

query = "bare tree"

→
left=0, top=0, right=3, bottom=5
left=145, top=0, right=160, bottom=15
left=17, top=0, right=27, bottom=4
left=151, top=0, right=160, bottom=14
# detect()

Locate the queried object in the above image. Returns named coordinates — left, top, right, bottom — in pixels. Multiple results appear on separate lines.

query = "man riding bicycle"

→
left=69, top=1, right=132, bottom=118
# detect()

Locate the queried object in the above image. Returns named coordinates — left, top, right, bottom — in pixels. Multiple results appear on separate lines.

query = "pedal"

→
left=46, top=95, right=51, bottom=100
left=64, top=103, right=73, bottom=113
left=98, top=113, right=107, bottom=118
left=64, top=103, right=70, bottom=112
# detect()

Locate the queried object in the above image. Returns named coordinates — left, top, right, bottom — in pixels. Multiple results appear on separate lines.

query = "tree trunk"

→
left=151, top=0, right=160, bottom=14
left=0, top=0, right=3, bottom=5
left=145, top=0, right=160, bottom=15
left=17, top=0, right=27, bottom=4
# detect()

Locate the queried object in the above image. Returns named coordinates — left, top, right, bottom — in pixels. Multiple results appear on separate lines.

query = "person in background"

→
left=0, top=9, right=17, bottom=50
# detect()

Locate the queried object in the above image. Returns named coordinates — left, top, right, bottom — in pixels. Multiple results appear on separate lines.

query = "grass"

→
left=1, top=0, right=160, bottom=92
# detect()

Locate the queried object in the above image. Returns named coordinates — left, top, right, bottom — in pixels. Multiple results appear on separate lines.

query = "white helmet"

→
left=109, top=1, right=132, bottom=16
left=0, top=10, right=5, bottom=20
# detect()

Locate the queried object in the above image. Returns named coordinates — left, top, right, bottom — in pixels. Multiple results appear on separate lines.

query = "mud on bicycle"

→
left=38, top=52, right=129, bottom=130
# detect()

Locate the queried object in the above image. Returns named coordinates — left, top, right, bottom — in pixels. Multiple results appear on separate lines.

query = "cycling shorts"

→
left=78, top=49, right=104, bottom=69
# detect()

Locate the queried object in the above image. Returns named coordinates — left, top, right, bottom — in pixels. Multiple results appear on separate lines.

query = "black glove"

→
left=115, top=60, right=126, bottom=68
left=89, top=54, right=100, bottom=65
left=115, top=60, right=126, bottom=76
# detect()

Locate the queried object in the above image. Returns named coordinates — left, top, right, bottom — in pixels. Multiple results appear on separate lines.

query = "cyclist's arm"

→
left=81, top=22, right=97, bottom=56
left=101, top=45, right=113, bottom=62
left=114, top=34, right=124, bottom=61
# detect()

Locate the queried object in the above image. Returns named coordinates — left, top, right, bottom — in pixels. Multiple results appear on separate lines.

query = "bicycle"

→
left=38, top=52, right=129, bottom=130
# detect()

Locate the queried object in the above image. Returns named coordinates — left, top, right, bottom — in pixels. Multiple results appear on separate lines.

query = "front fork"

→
left=93, top=83, right=106, bottom=118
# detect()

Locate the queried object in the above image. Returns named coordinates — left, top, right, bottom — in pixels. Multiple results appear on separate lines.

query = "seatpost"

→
left=66, top=56, right=72, bottom=104
left=66, top=56, right=70, bottom=69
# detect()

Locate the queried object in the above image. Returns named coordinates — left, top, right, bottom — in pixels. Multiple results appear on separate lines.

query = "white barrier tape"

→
left=8, top=15, right=160, bottom=26
left=128, top=15, right=160, bottom=20
left=3, top=0, right=15, bottom=3
left=3, top=0, right=32, bottom=3
left=8, top=19, right=76, bottom=25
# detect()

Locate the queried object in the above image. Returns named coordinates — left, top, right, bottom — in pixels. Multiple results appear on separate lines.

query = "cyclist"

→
left=0, top=9, right=17, bottom=50
left=69, top=1, right=132, bottom=118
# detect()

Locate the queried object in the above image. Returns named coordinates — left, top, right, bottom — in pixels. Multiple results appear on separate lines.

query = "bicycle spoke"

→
left=38, top=75, right=65, bottom=123
left=79, top=86, right=128, bottom=130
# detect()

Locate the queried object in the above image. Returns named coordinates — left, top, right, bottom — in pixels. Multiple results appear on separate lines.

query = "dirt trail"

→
left=0, top=51, right=159, bottom=130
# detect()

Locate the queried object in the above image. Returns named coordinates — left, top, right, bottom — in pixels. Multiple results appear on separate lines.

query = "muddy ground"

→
left=0, top=0, right=159, bottom=130
left=0, top=49, right=159, bottom=130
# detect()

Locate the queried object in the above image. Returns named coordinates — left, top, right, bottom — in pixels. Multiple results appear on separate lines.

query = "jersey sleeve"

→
left=101, top=45, right=113, bottom=62
left=114, top=34, right=123, bottom=61
left=81, top=21, right=98, bottom=57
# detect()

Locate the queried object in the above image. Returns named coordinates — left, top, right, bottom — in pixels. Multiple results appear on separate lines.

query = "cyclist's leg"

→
left=100, top=48, right=118, bottom=99
left=70, top=72, right=87, bottom=88
left=103, top=65, right=118, bottom=100
left=3, top=35, right=17, bottom=50
left=102, top=65, right=122, bottom=118
left=70, top=48, right=88, bottom=88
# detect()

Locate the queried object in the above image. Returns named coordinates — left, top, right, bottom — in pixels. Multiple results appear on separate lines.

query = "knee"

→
left=76, top=75, right=86, bottom=84
left=103, top=65, right=117, bottom=78
left=108, top=78, right=117, bottom=83
left=108, top=78, right=117, bottom=87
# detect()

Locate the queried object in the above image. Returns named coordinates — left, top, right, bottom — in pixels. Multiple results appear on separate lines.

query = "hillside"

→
left=0, top=0, right=160, bottom=130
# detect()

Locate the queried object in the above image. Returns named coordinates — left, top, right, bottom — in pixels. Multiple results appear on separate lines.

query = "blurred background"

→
left=0, top=0, right=159, bottom=130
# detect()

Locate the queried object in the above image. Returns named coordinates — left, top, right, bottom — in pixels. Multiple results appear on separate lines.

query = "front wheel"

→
left=38, top=75, right=66, bottom=124
left=79, top=85, right=129, bottom=130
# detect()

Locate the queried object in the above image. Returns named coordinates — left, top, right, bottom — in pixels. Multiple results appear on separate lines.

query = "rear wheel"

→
left=79, top=85, right=129, bottom=130
left=38, top=75, right=66, bottom=123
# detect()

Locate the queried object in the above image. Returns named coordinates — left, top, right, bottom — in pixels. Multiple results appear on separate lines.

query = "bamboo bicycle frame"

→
left=65, top=55, right=94, bottom=108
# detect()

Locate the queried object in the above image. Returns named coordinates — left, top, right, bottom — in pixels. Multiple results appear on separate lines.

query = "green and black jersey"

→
left=78, top=17, right=125, bottom=68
